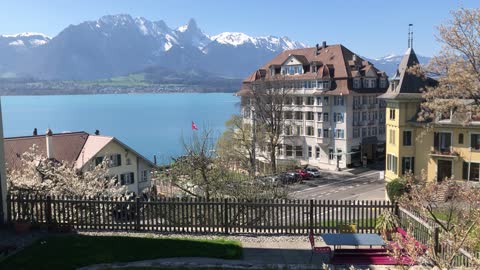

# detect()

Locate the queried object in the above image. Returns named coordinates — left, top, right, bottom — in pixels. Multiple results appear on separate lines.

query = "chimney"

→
left=46, top=128, right=53, bottom=159
left=353, top=54, right=357, bottom=61
left=33, top=128, right=38, bottom=136
left=315, top=43, right=320, bottom=56
left=322, top=41, right=327, bottom=49
left=95, top=129, right=100, bottom=135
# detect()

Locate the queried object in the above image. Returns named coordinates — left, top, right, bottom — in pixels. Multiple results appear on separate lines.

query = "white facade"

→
left=242, top=89, right=387, bottom=170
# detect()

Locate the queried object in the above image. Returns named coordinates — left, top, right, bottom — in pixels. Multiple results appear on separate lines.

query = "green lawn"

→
left=0, top=234, right=242, bottom=270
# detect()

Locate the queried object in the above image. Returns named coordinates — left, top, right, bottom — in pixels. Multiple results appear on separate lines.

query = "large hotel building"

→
left=238, top=42, right=389, bottom=170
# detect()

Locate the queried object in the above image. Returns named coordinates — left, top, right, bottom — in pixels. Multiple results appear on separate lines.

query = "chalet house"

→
left=4, top=130, right=156, bottom=194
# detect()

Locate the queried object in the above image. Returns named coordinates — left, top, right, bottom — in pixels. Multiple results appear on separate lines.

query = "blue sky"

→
left=0, top=0, right=477, bottom=57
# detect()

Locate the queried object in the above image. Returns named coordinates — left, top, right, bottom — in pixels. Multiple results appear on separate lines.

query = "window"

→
left=295, top=125, right=303, bottom=135
left=323, top=129, right=330, bottom=138
left=403, top=131, right=412, bottom=146
left=283, top=65, right=303, bottom=75
left=317, top=113, right=323, bottom=122
left=323, top=112, right=329, bottom=122
left=306, top=112, right=315, bottom=120
left=353, top=112, right=360, bottom=123
left=140, top=170, right=149, bottom=182
left=316, top=97, right=323, bottom=106
left=286, top=145, right=293, bottom=157
left=333, top=112, right=344, bottom=123
left=353, top=78, right=361, bottom=89
left=284, top=96, right=293, bottom=105
left=95, top=156, right=104, bottom=166
left=459, top=133, right=464, bottom=144
left=387, top=154, right=398, bottom=172
left=389, top=109, right=396, bottom=120
left=295, top=96, right=303, bottom=105
left=379, top=111, right=385, bottom=121
left=362, top=111, right=367, bottom=121
left=306, top=126, right=315, bottom=136
left=434, top=132, right=452, bottom=152
left=334, top=96, right=344, bottom=106
left=323, top=96, right=329, bottom=105
left=362, top=96, right=367, bottom=105
left=315, top=146, right=320, bottom=158
left=353, top=96, right=361, bottom=105
left=318, top=80, right=330, bottom=90
left=471, top=134, right=480, bottom=150
left=120, top=172, right=135, bottom=185
left=353, top=128, right=360, bottom=138
left=306, top=97, right=315, bottom=105
left=329, top=149, right=334, bottom=160
left=379, top=126, right=385, bottom=135
left=379, top=78, right=387, bottom=88
left=402, top=157, right=415, bottom=174
left=371, top=127, right=377, bottom=136
left=284, top=111, right=293, bottom=119
left=335, top=129, right=345, bottom=139
left=108, top=154, right=122, bottom=167
left=295, top=146, right=303, bottom=157
left=362, top=128, right=367, bottom=137
left=294, top=111, right=303, bottom=120
left=308, top=146, right=312, bottom=158
left=365, top=79, right=376, bottom=88
left=463, top=162, right=480, bottom=181
left=285, top=125, right=292, bottom=135
left=389, top=129, right=396, bottom=145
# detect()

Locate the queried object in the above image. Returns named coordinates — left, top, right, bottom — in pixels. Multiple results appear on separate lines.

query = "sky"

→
left=0, top=0, right=478, bottom=58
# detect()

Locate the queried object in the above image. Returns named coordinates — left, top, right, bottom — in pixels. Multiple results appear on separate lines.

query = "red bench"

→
left=331, top=253, right=414, bottom=265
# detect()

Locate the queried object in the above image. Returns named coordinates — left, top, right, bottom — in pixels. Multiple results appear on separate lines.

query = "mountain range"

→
left=0, top=14, right=429, bottom=81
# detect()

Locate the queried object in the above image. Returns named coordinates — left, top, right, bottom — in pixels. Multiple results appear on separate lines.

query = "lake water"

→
left=1, top=93, right=240, bottom=164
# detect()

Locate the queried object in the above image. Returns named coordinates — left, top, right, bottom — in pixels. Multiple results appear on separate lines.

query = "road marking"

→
left=291, top=171, right=380, bottom=194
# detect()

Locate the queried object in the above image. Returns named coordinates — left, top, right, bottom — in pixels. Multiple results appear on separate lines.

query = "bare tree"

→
left=250, top=77, right=294, bottom=174
left=415, top=8, right=480, bottom=122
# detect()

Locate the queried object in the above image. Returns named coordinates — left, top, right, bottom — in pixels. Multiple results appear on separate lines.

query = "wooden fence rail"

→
left=7, top=195, right=394, bottom=235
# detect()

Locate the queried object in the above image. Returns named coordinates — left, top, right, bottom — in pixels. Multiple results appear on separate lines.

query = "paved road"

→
left=288, top=169, right=386, bottom=201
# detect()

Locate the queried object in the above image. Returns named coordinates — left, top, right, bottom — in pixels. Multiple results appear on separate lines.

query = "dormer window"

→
left=281, top=65, right=303, bottom=75
left=364, top=78, right=376, bottom=88
left=379, top=78, right=387, bottom=88
left=353, top=78, right=361, bottom=89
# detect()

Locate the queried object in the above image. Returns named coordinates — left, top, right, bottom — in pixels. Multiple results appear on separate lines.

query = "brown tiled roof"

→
left=237, top=44, right=388, bottom=95
left=4, top=132, right=89, bottom=171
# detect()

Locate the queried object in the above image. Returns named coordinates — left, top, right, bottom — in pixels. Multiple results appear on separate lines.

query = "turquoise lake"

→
left=1, top=93, right=240, bottom=164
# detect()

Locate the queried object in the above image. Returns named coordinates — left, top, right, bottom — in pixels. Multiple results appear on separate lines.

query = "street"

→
left=288, top=168, right=386, bottom=201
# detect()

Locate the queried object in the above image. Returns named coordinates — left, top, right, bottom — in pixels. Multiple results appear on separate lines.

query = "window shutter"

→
left=434, top=132, right=439, bottom=148
left=117, top=154, right=122, bottom=166
left=120, top=174, right=125, bottom=185
left=130, top=172, right=135, bottom=184
left=402, top=157, right=406, bottom=174
left=411, top=157, right=415, bottom=173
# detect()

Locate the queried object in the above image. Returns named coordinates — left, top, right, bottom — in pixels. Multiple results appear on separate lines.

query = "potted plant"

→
left=375, top=209, right=399, bottom=240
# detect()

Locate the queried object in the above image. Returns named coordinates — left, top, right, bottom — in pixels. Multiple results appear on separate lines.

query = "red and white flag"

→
left=191, top=121, right=198, bottom=130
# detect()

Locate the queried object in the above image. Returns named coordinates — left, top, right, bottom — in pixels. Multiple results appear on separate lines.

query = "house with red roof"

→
left=4, top=129, right=156, bottom=195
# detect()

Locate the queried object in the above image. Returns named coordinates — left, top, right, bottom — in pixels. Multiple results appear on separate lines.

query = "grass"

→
left=0, top=234, right=242, bottom=270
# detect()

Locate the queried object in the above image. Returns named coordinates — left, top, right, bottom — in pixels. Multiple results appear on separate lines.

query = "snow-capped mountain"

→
left=366, top=53, right=431, bottom=76
left=0, top=14, right=310, bottom=79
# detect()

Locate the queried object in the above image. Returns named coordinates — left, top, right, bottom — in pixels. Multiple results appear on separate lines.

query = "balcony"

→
left=317, top=137, right=332, bottom=145
left=429, top=146, right=459, bottom=158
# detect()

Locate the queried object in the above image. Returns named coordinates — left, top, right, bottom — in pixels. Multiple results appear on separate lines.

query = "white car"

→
left=305, top=167, right=321, bottom=178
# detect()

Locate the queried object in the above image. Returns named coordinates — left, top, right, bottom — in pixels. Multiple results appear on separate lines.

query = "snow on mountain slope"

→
left=211, top=32, right=306, bottom=51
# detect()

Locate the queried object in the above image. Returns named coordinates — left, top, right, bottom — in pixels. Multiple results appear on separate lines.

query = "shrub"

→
left=386, top=178, right=406, bottom=202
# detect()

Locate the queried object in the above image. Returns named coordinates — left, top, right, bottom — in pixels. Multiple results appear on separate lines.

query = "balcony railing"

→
left=429, top=146, right=459, bottom=157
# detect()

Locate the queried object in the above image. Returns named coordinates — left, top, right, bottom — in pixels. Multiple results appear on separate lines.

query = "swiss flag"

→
left=191, top=121, right=198, bottom=130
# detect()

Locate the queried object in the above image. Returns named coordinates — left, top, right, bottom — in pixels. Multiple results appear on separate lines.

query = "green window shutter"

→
left=130, top=172, right=135, bottom=184
left=117, top=154, right=122, bottom=166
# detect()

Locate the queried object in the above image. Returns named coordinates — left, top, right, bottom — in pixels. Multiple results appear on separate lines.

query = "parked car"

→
left=256, top=175, right=280, bottom=186
left=305, top=167, right=321, bottom=178
left=296, top=169, right=311, bottom=180
left=282, top=171, right=301, bottom=183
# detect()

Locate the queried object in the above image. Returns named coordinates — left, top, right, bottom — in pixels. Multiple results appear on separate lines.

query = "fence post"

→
left=433, top=227, right=440, bottom=253
left=309, top=200, right=314, bottom=232
left=223, top=198, right=229, bottom=235
left=45, top=196, right=52, bottom=227
left=135, top=197, right=141, bottom=231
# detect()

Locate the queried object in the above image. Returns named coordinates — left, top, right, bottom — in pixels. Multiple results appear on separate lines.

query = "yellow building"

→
left=379, top=48, right=480, bottom=183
